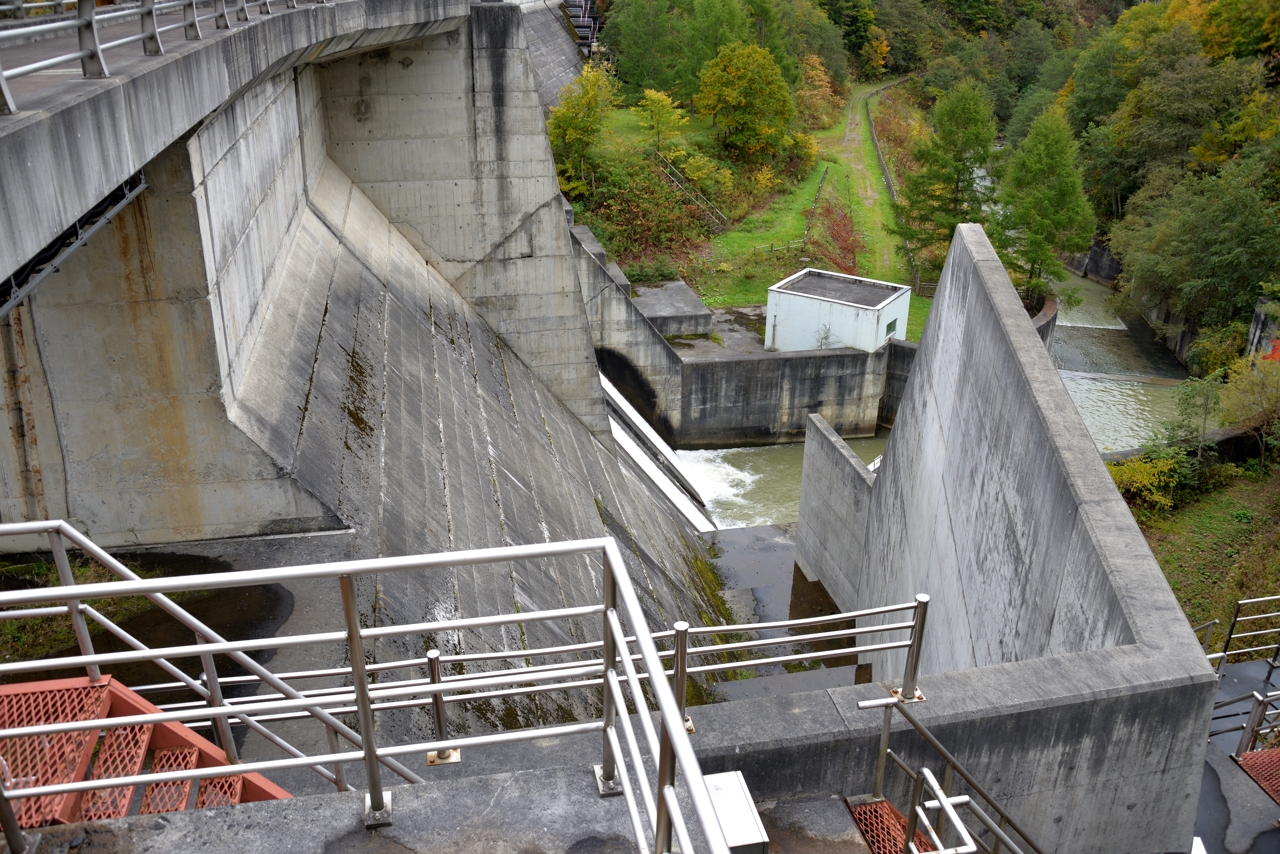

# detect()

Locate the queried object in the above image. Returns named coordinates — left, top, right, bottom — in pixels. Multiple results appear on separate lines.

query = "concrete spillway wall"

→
left=0, top=5, right=724, bottom=732
left=788, top=225, right=1214, bottom=851
left=575, top=229, right=890, bottom=447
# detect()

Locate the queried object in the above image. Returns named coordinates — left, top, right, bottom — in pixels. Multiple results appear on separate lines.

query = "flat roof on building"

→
left=772, top=269, right=907, bottom=309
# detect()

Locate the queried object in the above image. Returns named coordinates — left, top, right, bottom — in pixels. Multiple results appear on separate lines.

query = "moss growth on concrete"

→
left=0, top=556, right=192, bottom=663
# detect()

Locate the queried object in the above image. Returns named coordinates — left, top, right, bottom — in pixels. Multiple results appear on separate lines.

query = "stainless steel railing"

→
left=852, top=696, right=1042, bottom=854
left=1208, top=596, right=1280, bottom=678
left=1229, top=689, right=1280, bottom=758
left=0, top=520, right=931, bottom=854
left=0, top=0, right=325, bottom=115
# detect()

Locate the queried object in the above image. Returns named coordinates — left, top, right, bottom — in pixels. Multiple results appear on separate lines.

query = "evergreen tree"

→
left=994, top=107, right=1096, bottom=294
left=679, top=0, right=750, bottom=101
left=600, top=0, right=684, bottom=99
left=891, top=80, right=996, bottom=273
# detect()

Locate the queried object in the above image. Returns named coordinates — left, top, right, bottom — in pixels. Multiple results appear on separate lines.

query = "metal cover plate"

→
left=703, top=771, right=769, bottom=854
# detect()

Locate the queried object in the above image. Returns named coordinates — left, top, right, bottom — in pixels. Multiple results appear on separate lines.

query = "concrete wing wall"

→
left=798, top=224, right=1170, bottom=675
left=317, top=7, right=608, bottom=441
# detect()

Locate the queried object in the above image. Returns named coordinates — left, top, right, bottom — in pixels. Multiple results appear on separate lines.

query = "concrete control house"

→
left=764, top=268, right=910, bottom=352
left=0, top=0, right=1224, bottom=851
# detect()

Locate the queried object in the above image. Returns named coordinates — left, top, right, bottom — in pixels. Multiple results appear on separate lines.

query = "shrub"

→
left=1107, top=456, right=1179, bottom=509
left=625, top=257, right=681, bottom=283
left=584, top=155, right=707, bottom=257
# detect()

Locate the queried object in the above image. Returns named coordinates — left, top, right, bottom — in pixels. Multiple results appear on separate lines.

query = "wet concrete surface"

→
left=1052, top=321, right=1187, bottom=379
left=1198, top=661, right=1280, bottom=853
left=707, top=525, right=869, bottom=703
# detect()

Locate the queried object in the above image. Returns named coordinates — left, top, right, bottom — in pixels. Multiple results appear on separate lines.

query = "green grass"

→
left=907, top=295, right=931, bottom=343
left=603, top=109, right=715, bottom=154
left=712, top=158, right=850, bottom=258
left=1140, top=467, right=1280, bottom=635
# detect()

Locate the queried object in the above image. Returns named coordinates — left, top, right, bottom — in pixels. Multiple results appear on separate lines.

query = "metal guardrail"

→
left=1208, top=596, right=1280, bottom=680
left=853, top=697, right=1042, bottom=854
left=0, top=0, right=326, bottom=115
left=0, top=520, right=931, bottom=853
left=651, top=150, right=728, bottom=234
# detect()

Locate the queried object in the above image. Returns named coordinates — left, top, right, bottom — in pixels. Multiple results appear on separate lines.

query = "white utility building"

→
left=763, top=268, right=911, bottom=352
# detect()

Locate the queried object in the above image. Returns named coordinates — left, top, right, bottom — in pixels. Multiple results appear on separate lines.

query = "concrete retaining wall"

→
left=789, top=224, right=1215, bottom=851
left=875, top=338, right=916, bottom=427
left=678, top=348, right=886, bottom=447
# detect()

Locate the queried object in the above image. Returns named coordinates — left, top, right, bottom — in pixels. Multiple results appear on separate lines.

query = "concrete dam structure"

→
left=0, top=0, right=724, bottom=734
left=0, top=4, right=1218, bottom=851
left=788, top=225, right=1215, bottom=852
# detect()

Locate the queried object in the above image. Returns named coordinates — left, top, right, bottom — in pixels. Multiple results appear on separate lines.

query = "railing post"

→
left=0, top=58, right=15, bottom=115
left=425, top=649, right=459, bottom=765
left=1220, top=600, right=1243, bottom=674
left=595, top=548, right=621, bottom=795
left=991, top=815, right=1007, bottom=854
left=339, top=574, right=392, bottom=828
left=182, top=0, right=200, bottom=40
left=1237, top=692, right=1268, bottom=759
left=47, top=531, right=100, bottom=683
left=653, top=722, right=676, bottom=854
left=140, top=0, right=162, bottom=54
left=196, top=633, right=237, bottom=763
left=873, top=705, right=890, bottom=800
left=77, top=0, right=108, bottom=78
left=325, top=725, right=347, bottom=791
left=673, top=620, right=694, bottom=733
left=899, top=594, right=930, bottom=701
left=212, top=0, right=230, bottom=27
left=901, top=770, right=926, bottom=854
left=934, top=761, right=953, bottom=833
left=0, top=780, right=26, bottom=854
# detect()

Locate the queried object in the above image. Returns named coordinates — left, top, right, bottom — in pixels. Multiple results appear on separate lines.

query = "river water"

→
left=678, top=274, right=1188, bottom=529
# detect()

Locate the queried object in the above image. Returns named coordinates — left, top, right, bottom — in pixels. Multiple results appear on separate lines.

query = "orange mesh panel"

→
left=81, top=724, right=153, bottom=821
left=0, top=684, right=108, bottom=827
left=1240, top=748, right=1280, bottom=805
left=139, top=747, right=198, bottom=814
left=848, top=799, right=937, bottom=854
left=196, top=775, right=243, bottom=809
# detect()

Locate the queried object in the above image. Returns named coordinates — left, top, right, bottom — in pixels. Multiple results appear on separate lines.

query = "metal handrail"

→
left=0, top=520, right=930, bottom=853
left=0, top=0, right=322, bottom=115
left=854, top=696, right=1042, bottom=854
left=1211, top=597, right=1280, bottom=679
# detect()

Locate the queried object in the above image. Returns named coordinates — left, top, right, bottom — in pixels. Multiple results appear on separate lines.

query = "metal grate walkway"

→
left=848, top=799, right=937, bottom=854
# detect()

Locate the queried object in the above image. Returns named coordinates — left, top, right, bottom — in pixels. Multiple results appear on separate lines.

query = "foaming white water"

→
left=676, top=449, right=765, bottom=527
left=677, top=433, right=890, bottom=529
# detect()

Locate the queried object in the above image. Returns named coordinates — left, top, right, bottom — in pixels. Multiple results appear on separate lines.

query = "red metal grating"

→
left=0, top=682, right=109, bottom=827
left=848, top=799, right=937, bottom=854
left=139, top=747, right=199, bottom=814
left=1240, top=748, right=1280, bottom=805
left=80, top=724, right=154, bottom=821
left=196, top=775, right=243, bottom=809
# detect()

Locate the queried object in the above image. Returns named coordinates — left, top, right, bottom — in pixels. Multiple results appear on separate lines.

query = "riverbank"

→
left=1140, top=467, right=1280, bottom=634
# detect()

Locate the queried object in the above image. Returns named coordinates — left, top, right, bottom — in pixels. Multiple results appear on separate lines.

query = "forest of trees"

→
left=558, top=0, right=1280, bottom=359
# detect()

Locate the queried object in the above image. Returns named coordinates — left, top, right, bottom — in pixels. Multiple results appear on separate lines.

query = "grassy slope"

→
left=683, top=82, right=932, bottom=339
left=1140, top=468, right=1280, bottom=635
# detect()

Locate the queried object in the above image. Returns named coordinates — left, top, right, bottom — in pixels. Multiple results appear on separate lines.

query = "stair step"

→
left=196, top=775, right=244, bottom=809
left=80, top=724, right=154, bottom=821
left=848, top=800, right=936, bottom=854
left=0, top=679, right=111, bottom=828
left=139, top=746, right=200, bottom=814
